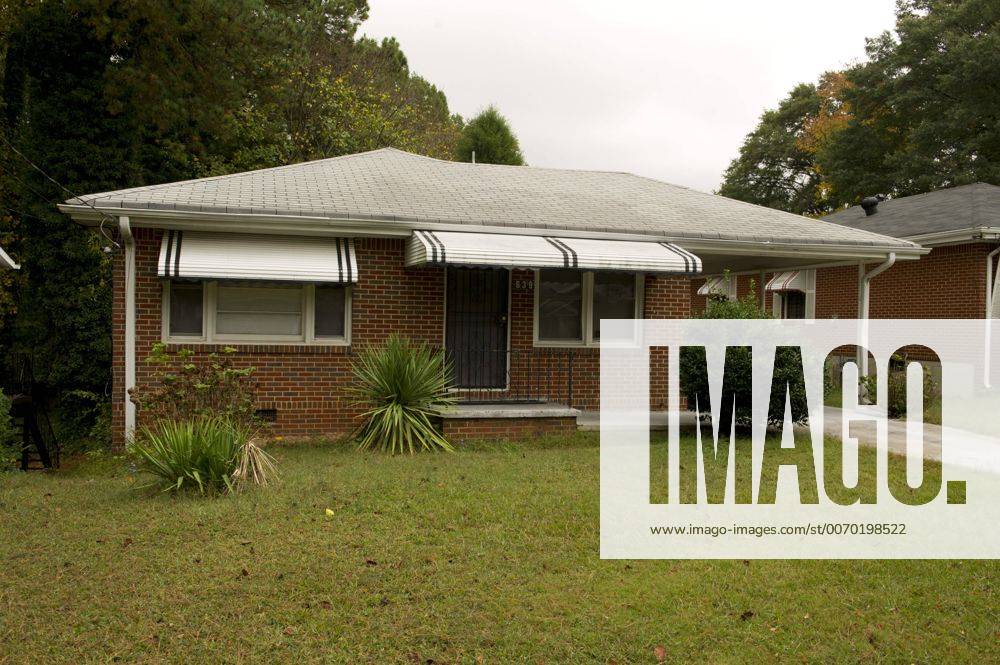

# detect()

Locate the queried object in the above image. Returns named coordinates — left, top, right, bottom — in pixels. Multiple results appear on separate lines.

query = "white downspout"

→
left=857, top=252, right=896, bottom=379
left=984, top=246, right=1000, bottom=388
left=119, top=216, right=137, bottom=442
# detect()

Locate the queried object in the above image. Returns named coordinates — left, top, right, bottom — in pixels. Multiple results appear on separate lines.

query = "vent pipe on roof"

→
left=860, top=194, right=886, bottom=216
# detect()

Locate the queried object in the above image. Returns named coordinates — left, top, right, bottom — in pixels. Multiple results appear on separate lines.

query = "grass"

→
left=0, top=433, right=996, bottom=663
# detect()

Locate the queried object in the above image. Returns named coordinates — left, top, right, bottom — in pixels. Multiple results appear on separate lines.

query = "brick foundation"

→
left=440, top=416, right=578, bottom=441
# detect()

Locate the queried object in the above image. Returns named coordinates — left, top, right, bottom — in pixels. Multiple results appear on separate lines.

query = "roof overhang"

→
left=0, top=246, right=19, bottom=270
left=58, top=204, right=927, bottom=269
left=902, top=226, right=1000, bottom=247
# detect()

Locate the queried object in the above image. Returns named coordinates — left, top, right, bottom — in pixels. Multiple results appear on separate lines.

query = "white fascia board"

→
left=58, top=204, right=925, bottom=261
left=903, top=227, right=1000, bottom=247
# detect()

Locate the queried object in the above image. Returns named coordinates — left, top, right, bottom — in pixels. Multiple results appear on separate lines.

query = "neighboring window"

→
left=538, top=269, right=584, bottom=341
left=314, top=285, right=347, bottom=338
left=216, top=283, right=303, bottom=337
left=592, top=272, right=636, bottom=341
left=164, top=281, right=349, bottom=344
left=536, top=269, right=642, bottom=346
left=781, top=291, right=807, bottom=319
left=168, top=282, right=204, bottom=336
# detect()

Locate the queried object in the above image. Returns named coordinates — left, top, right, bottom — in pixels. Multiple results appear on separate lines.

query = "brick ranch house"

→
left=58, top=148, right=921, bottom=445
left=692, top=184, right=999, bottom=378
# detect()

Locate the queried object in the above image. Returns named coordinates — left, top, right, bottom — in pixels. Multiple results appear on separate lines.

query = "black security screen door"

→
left=446, top=267, right=510, bottom=389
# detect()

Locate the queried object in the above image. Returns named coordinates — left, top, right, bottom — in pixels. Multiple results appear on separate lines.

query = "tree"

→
left=0, top=0, right=468, bottom=439
left=455, top=106, right=525, bottom=165
left=720, top=0, right=1000, bottom=211
left=718, top=83, right=827, bottom=215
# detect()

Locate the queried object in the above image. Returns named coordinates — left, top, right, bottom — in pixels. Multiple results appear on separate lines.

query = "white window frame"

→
left=532, top=270, right=644, bottom=348
left=162, top=280, right=352, bottom=346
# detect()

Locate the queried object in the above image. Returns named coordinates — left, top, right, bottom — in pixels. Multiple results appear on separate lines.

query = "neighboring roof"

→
left=823, top=183, right=1000, bottom=241
left=0, top=246, right=18, bottom=270
left=62, top=148, right=917, bottom=251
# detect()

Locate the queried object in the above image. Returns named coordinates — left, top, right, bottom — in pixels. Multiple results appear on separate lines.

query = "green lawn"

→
left=0, top=433, right=996, bottom=663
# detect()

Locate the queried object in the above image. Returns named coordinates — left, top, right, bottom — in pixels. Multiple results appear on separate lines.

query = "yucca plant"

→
left=130, top=417, right=276, bottom=494
left=350, top=335, right=456, bottom=454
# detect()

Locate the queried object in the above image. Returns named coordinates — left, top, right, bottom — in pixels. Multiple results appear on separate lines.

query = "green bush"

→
left=129, top=417, right=275, bottom=494
left=0, top=391, right=18, bottom=471
left=861, top=354, right=936, bottom=419
left=351, top=335, right=456, bottom=454
left=680, top=286, right=808, bottom=427
left=129, top=344, right=257, bottom=428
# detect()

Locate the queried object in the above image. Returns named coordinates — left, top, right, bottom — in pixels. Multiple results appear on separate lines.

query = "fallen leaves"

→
left=653, top=644, right=667, bottom=662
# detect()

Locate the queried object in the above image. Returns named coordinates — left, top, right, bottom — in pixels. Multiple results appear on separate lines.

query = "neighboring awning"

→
left=697, top=276, right=730, bottom=297
left=0, top=246, right=18, bottom=270
left=158, top=231, right=357, bottom=283
left=405, top=230, right=701, bottom=274
left=766, top=270, right=807, bottom=292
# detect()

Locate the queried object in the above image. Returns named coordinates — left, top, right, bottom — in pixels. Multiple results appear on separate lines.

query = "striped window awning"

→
left=158, top=231, right=358, bottom=283
left=765, top=270, right=807, bottom=292
left=405, top=231, right=701, bottom=274
left=696, top=276, right=732, bottom=297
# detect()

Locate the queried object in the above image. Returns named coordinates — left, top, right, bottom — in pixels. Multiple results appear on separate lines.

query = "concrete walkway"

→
left=579, top=407, right=1000, bottom=469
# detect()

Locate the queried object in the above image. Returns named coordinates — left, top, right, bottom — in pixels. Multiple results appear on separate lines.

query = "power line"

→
left=0, top=132, right=120, bottom=250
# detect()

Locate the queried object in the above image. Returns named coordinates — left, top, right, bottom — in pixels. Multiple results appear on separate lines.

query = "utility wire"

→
left=0, top=132, right=120, bottom=249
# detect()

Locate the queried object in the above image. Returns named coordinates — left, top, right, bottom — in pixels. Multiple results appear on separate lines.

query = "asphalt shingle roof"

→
left=822, top=183, right=1000, bottom=239
left=67, top=148, right=916, bottom=248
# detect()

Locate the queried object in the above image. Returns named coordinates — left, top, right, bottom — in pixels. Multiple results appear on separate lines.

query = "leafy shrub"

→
left=351, top=335, right=456, bottom=454
left=680, top=286, right=808, bottom=427
left=861, top=353, right=937, bottom=419
left=129, top=417, right=275, bottom=494
left=56, top=389, right=112, bottom=454
left=0, top=391, right=18, bottom=471
left=130, top=343, right=257, bottom=428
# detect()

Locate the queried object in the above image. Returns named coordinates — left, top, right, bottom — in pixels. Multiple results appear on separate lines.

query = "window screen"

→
left=315, top=285, right=347, bottom=338
left=169, top=282, right=204, bottom=336
left=216, top=283, right=303, bottom=336
left=592, top=273, right=636, bottom=340
left=538, top=269, right=583, bottom=341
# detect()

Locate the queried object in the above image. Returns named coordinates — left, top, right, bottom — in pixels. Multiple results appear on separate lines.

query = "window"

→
left=217, top=283, right=303, bottom=337
left=168, top=282, right=204, bottom=336
left=535, top=269, right=643, bottom=346
left=592, top=272, right=636, bottom=341
left=314, top=285, right=347, bottom=339
left=537, top=269, right=584, bottom=341
left=164, top=281, right=350, bottom=344
left=781, top=291, right=806, bottom=319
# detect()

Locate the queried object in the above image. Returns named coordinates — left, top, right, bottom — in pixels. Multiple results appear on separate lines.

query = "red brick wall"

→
left=441, top=416, right=576, bottom=441
left=816, top=244, right=993, bottom=319
left=112, top=233, right=692, bottom=443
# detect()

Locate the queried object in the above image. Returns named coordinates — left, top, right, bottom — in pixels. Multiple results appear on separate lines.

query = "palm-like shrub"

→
left=351, top=335, right=456, bottom=454
left=130, top=417, right=276, bottom=494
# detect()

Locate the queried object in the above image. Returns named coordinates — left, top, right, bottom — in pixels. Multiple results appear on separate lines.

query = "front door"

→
left=445, top=267, right=509, bottom=389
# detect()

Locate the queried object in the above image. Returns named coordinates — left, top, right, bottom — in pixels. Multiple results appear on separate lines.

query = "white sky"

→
left=361, top=0, right=898, bottom=193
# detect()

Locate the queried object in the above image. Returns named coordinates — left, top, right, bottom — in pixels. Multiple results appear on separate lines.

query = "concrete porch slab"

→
left=439, top=403, right=581, bottom=420
left=576, top=410, right=697, bottom=431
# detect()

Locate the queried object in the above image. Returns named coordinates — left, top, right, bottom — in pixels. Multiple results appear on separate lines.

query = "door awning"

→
left=405, top=230, right=701, bottom=274
left=157, top=231, right=358, bottom=283
left=766, top=270, right=807, bottom=292
left=696, top=276, right=731, bottom=297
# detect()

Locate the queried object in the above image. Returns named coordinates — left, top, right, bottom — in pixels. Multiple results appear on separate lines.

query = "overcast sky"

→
left=361, top=0, right=898, bottom=193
